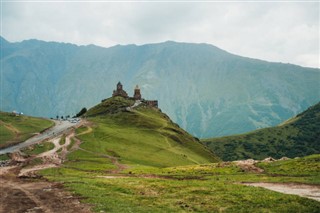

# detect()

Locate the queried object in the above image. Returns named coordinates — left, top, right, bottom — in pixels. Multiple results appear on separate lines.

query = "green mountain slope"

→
left=0, top=111, right=54, bottom=148
left=78, top=97, right=218, bottom=168
left=202, top=102, right=320, bottom=161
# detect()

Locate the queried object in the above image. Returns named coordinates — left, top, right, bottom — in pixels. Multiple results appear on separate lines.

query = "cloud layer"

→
left=1, top=1, right=319, bottom=68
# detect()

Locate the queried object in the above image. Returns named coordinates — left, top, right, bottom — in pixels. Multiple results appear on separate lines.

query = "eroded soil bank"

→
left=0, top=171, right=92, bottom=213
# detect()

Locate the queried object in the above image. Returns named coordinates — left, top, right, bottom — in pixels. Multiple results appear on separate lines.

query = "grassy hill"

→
left=0, top=111, right=54, bottom=148
left=202, top=102, right=320, bottom=161
left=75, top=96, right=218, bottom=168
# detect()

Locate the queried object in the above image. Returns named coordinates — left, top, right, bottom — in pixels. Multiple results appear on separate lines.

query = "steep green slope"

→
left=0, top=111, right=54, bottom=148
left=78, top=97, right=218, bottom=168
left=202, top=102, right=320, bottom=161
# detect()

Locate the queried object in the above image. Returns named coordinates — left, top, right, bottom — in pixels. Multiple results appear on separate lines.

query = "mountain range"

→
left=1, top=36, right=319, bottom=138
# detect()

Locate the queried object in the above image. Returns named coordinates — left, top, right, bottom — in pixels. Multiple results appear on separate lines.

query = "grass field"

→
left=0, top=111, right=54, bottom=148
left=41, top=154, right=320, bottom=212
left=202, top=102, right=320, bottom=161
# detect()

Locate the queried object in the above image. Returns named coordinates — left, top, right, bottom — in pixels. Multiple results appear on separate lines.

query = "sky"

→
left=1, top=1, right=319, bottom=68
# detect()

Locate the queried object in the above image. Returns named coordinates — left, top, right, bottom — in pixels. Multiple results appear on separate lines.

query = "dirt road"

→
left=0, top=174, right=91, bottom=213
left=0, top=120, right=79, bottom=155
left=0, top=129, right=92, bottom=213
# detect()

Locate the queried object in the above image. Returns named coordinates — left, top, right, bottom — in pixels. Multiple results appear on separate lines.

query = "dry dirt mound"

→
left=234, top=159, right=264, bottom=173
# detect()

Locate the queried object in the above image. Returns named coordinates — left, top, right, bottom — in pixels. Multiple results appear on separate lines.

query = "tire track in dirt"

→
left=0, top=176, right=92, bottom=213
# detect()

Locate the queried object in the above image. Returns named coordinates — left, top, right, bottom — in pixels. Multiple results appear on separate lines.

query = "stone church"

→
left=112, top=82, right=158, bottom=108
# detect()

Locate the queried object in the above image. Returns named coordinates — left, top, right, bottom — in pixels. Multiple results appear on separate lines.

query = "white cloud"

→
left=1, top=1, right=319, bottom=68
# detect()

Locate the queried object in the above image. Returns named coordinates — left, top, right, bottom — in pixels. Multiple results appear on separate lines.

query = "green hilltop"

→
left=79, top=96, right=218, bottom=168
left=202, top=102, right=320, bottom=161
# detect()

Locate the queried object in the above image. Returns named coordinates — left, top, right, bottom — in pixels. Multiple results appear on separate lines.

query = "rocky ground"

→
left=0, top=129, right=92, bottom=213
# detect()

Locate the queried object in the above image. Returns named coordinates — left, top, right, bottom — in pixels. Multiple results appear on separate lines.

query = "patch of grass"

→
left=76, top=126, right=89, bottom=135
left=0, top=111, right=54, bottom=148
left=258, top=154, right=320, bottom=178
left=67, top=137, right=76, bottom=151
left=65, top=149, right=117, bottom=173
left=59, top=135, right=66, bottom=145
left=26, top=157, right=44, bottom=167
left=0, top=154, right=10, bottom=161
left=0, top=125, right=15, bottom=143
left=85, top=96, right=135, bottom=117
left=22, top=141, right=55, bottom=155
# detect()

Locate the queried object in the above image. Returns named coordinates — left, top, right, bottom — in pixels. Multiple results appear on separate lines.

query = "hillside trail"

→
left=72, top=123, right=128, bottom=174
left=0, top=120, right=21, bottom=140
left=78, top=147, right=128, bottom=173
left=0, top=119, right=80, bottom=155
left=18, top=133, right=75, bottom=177
left=0, top=120, right=20, bottom=134
left=76, top=126, right=93, bottom=136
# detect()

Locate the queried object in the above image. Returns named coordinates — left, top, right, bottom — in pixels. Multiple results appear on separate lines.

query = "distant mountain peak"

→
left=0, top=36, right=9, bottom=44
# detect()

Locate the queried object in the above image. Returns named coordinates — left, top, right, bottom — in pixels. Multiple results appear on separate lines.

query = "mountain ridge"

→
left=1, top=36, right=319, bottom=138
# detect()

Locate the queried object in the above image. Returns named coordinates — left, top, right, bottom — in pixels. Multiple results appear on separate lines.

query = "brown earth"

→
left=0, top=167, right=92, bottom=213
left=234, top=159, right=264, bottom=173
left=0, top=127, right=93, bottom=213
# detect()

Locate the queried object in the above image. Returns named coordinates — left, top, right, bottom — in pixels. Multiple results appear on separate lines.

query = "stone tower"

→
left=117, top=82, right=123, bottom=90
left=133, top=85, right=141, bottom=100
left=112, top=81, right=128, bottom=98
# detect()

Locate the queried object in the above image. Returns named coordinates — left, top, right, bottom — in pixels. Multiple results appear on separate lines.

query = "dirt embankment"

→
left=0, top=173, right=92, bottom=213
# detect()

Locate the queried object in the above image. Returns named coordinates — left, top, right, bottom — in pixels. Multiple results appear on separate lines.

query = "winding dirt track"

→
left=0, top=123, right=93, bottom=213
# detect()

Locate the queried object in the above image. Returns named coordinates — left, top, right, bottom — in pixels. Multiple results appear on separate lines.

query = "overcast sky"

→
left=1, top=1, right=319, bottom=68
